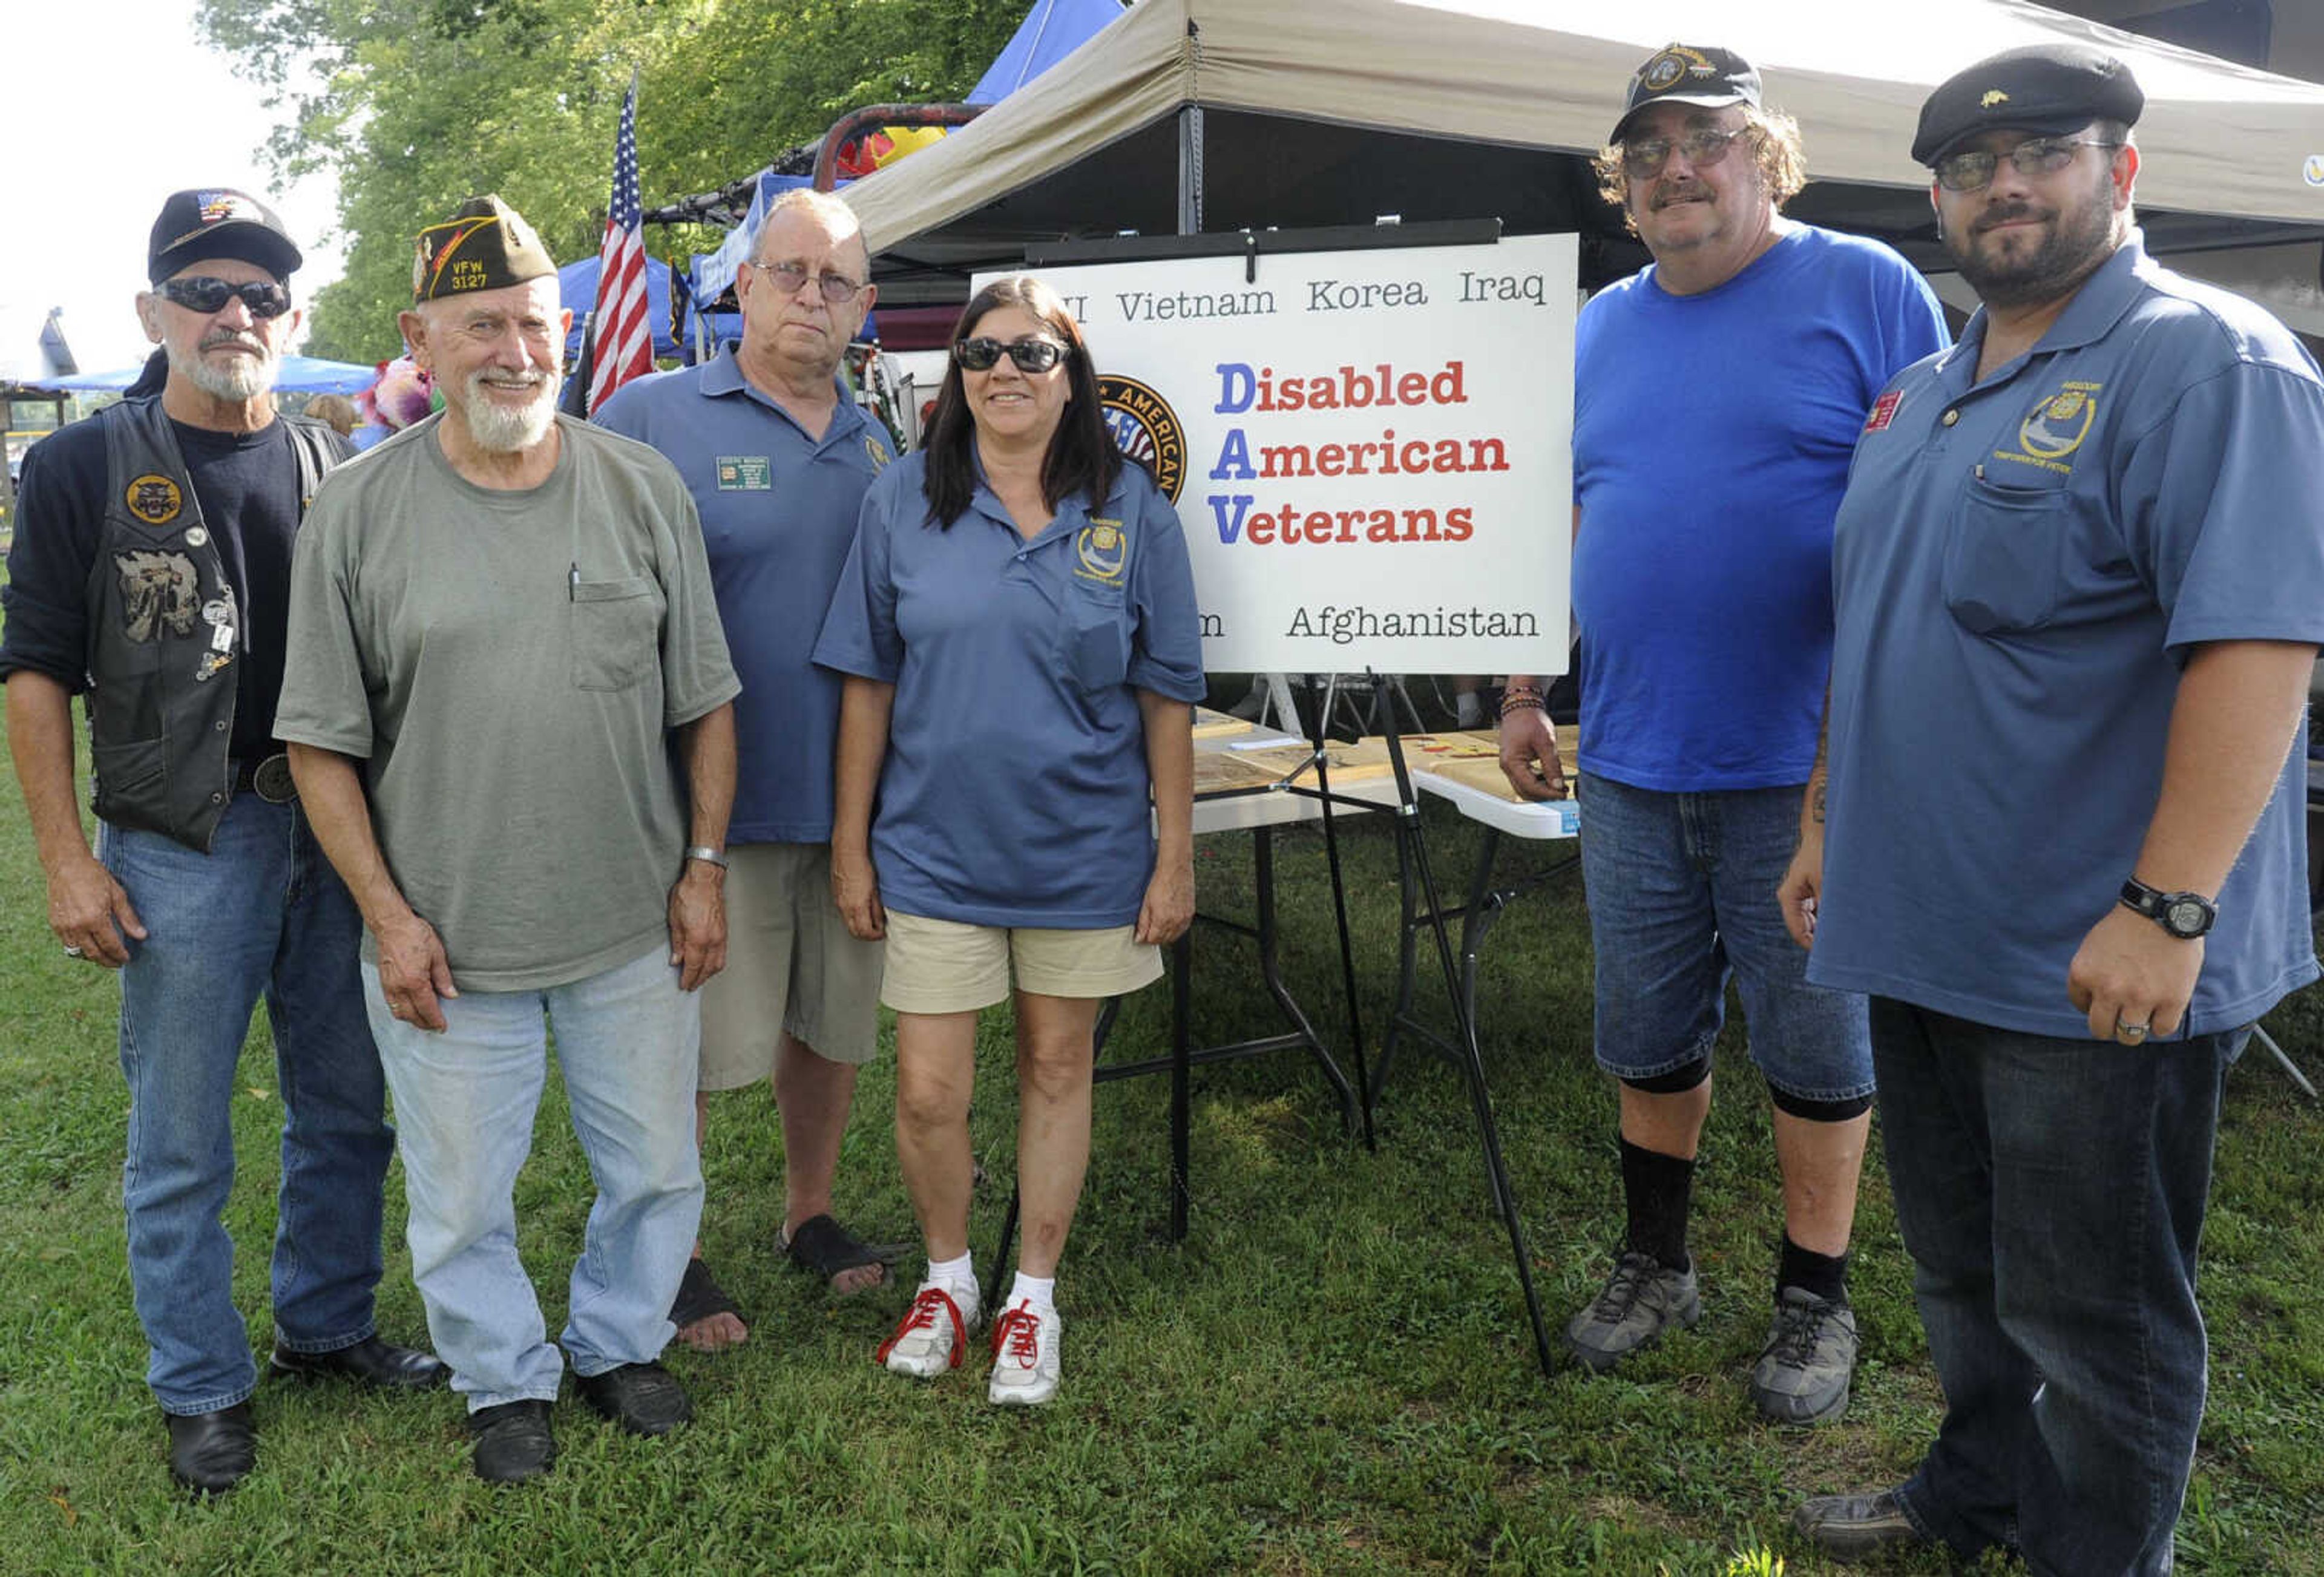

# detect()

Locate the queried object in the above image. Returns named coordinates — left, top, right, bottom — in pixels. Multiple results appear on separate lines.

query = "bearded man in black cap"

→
left=0, top=189, right=444, bottom=1496
left=278, top=195, right=740, bottom=1484
left=1785, top=45, right=2324, bottom=1570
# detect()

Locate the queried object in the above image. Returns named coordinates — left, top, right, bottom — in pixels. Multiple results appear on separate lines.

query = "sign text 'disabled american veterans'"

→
left=980, top=235, right=1574, bottom=674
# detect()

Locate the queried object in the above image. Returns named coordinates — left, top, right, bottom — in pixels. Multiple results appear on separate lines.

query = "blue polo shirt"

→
left=1810, top=234, right=2324, bottom=1038
left=812, top=452, right=1207, bottom=929
left=1572, top=225, right=1948, bottom=790
left=594, top=349, right=894, bottom=843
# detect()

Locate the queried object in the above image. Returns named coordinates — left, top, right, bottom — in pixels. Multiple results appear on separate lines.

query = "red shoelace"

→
left=875, top=1286, right=967, bottom=1369
left=991, top=1300, right=1043, bottom=1368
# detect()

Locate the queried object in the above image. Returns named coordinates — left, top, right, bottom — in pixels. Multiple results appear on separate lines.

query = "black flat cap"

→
left=1914, top=44, right=2144, bottom=166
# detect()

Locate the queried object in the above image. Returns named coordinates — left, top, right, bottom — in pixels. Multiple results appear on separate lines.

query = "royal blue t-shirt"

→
left=1571, top=225, right=1949, bottom=790
left=595, top=350, right=895, bottom=844
left=1811, top=236, right=2324, bottom=1038
left=812, top=453, right=1207, bottom=928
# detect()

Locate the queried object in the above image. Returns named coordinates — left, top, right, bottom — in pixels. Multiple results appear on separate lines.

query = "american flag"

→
left=587, top=74, right=652, bottom=413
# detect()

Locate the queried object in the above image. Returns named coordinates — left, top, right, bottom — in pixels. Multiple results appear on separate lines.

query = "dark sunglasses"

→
left=953, top=336, right=1068, bottom=373
left=156, top=277, right=292, bottom=319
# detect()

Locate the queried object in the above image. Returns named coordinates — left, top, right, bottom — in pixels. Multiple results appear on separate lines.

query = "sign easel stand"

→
left=1324, top=668, right=1557, bottom=1380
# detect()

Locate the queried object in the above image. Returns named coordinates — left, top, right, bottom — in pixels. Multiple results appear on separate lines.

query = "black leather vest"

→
left=85, top=396, right=339, bottom=851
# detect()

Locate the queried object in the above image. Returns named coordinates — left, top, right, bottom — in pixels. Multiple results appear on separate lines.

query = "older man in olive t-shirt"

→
left=277, top=196, right=739, bottom=1486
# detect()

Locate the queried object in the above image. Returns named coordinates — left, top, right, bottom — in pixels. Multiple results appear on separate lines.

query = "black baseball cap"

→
left=1612, top=44, right=1762, bottom=143
left=147, top=188, right=303, bottom=285
left=1914, top=44, right=2144, bottom=166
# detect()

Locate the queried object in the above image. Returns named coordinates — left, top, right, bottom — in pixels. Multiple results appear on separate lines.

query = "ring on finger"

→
left=2116, top=1018, right=2152, bottom=1040
left=62, top=943, right=85, bottom=959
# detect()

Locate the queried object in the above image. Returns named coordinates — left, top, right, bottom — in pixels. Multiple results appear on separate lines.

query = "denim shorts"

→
left=1577, top=770, right=1873, bottom=1103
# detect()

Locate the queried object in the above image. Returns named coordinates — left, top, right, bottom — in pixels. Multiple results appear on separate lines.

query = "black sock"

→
left=1777, top=1234, right=1850, bottom=1305
left=1619, top=1135, right=1694, bottom=1273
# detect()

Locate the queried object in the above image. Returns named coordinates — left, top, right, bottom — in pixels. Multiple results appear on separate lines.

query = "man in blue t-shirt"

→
left=1498, top=44, right=1948, bottom=1423
left=596, top=189, right=902, bottom=1348
left=1785, top=47, right=2324, bottom=1571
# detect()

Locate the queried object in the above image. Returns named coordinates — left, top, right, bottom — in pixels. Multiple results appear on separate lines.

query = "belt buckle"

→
left=251, top=753, right=298, bottom=805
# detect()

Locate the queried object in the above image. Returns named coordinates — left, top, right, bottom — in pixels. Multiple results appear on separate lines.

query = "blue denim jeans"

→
left=1577, top=772, right=1873, bottom=1101
left=1871, top=998, right=2244, bottom=1575
left=99, top=795, right=393, bottom=1415
left=363, top=946, right=703, bottom=1411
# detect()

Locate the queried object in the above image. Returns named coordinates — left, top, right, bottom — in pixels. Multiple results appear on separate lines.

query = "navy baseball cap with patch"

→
left=1612, top=44, right=1762, bottom=143
left=147, top=189, right=303, bottom=285
left=1914, top=44, right=2144, bottom=166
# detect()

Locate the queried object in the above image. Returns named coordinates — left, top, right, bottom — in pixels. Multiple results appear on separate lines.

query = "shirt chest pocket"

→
left=1060, top=578, right=1131, bottom=692
left=1942, top=477, right=2073, bottom=637
left=570, top=575, right=663, bottom=691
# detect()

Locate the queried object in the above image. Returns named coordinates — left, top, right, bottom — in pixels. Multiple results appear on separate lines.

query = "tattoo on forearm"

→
left=1810, top=773, right=1827, bottom=825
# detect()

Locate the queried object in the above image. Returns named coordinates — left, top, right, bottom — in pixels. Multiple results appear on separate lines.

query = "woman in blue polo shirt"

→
left=815, top=274, right=1205, bottom=1405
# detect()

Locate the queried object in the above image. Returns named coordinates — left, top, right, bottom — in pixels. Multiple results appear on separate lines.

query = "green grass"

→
left=1, top=705, right=2320, bottom=1574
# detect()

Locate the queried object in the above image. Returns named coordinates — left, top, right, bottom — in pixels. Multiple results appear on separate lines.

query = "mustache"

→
left=199, top=332, right=267, bottom=353
left=1651, top=182, right=1713, bottom=209
left=1974, top=202, right=2050, bottom=234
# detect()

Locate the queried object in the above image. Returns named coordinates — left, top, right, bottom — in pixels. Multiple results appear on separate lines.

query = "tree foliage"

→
left=196, top=0, right=1034, bottom=361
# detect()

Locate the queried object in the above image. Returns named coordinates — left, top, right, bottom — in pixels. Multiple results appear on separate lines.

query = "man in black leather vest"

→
left=0, top=188, right=442, bottom=1497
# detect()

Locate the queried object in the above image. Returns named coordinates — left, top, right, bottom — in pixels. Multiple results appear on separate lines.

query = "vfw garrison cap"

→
left=413, top=195, right=558, bottom=302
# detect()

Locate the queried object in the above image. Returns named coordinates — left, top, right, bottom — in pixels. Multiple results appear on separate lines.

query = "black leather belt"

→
left=232, top=753, right=298, bottom=805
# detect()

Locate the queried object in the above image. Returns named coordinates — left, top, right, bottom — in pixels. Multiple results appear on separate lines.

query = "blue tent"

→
left=46, top=354, right=380, bottom=396
left=688, top=172, right=830, bottom=317
left=967, top=0, right=1126, bottom=103
left=559, top=254, right=701, bottom=364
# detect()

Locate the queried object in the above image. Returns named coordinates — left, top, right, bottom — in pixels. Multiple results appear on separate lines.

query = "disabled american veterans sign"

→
left=978, top=234, right=1574, bottom=674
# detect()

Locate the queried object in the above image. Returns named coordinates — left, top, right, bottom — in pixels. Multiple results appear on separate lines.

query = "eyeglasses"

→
left=953, top=336, right=1068, bottom=373
left=1933, top=137, right=2122, bottom=192
left=155, top=277, right=291, bottom=319
left=751, top=259, right=864, bottom=303
left=1620, top=125, right=1747, bottom=180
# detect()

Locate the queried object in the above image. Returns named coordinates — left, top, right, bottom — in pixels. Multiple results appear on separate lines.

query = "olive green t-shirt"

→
left=277, top=413, right=741, bottom=991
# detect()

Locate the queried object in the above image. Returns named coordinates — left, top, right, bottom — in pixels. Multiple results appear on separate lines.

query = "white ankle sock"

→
left=927, top=1251, right=975, bottom=1302
left=1008, top=1271, right=1057, bottom=1315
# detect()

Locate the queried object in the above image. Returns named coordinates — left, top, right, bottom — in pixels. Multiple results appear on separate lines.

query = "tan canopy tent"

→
left=850, top=0, right=2324, bottom=318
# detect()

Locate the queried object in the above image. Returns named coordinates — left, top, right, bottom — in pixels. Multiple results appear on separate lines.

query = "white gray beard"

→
left=169, top=341, right=274, bottom=402
left=459, top=373, right=558, bottom=453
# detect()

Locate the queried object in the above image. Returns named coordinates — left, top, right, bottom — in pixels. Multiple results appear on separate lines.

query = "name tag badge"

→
left=715, top=456, right=772, bottom=491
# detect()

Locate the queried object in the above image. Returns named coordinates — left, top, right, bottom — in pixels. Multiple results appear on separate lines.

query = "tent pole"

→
left=1177, top=103, right=1203, bottom=235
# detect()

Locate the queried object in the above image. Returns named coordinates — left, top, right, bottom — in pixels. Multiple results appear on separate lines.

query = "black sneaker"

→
left=575, top=1361, right=692, bottom=1436
left=1750, top=1285, right=1858, bottom=1424
left=1564, top=1250, right=1700, bottom=1372
left=469, top=1399, right=555, bottom=1484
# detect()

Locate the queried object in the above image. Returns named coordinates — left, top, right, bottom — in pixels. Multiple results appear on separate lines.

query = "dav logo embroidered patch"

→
left=1863, top=390, right=1903, bottom=433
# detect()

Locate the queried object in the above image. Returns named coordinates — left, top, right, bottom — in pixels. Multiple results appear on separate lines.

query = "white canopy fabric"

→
left=851, top=0, right=2324, bottom=258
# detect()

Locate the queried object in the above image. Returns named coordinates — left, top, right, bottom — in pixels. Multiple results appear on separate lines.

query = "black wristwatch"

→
left=2119, top=878, right=2216, bottom=940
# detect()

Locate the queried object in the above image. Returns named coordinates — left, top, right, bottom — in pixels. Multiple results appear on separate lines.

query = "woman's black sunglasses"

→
left=156, top=277, right=293, bottom=320
left=953, top=336, right=1068, bottom=373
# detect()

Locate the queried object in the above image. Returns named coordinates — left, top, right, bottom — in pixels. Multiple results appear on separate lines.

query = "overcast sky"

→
left=1, top=1, right=342, bottom=378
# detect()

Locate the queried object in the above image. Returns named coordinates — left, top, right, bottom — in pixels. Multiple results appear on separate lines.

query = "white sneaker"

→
left=876, top=1280, right=980, bottom=1378
left=986, top=1297, right=1063, bottom=1406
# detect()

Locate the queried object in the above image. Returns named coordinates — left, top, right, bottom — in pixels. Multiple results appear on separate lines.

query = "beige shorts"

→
left=879, top=910, right=1163, bottom=1014
left=699, top=844, right=885, bottom=1089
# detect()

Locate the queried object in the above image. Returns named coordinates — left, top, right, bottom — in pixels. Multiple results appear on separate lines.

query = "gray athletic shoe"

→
left=1564, top=1249, right=1699, bottom=1372
left=1792, top=1488, right=1932, bottom=1561
left=1750, top=1285, right=1858, bottom=1424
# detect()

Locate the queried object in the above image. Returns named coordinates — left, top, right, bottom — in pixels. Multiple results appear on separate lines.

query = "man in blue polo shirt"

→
left=1784, top=46, right=2324, bottom=1570
left=596, top=188, right=899, bottom=1348
left=1499, top=44, right=1946, bottom=1424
